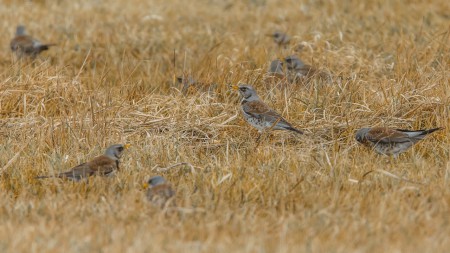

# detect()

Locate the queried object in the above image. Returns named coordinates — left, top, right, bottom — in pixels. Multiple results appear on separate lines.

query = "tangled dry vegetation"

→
left=0, top=0, right=449, bottom=252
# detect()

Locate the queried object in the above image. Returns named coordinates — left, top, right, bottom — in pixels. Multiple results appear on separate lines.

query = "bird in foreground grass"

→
left=36, top=144, right=131, bottom=181
left=10, top=25, right=55, bottom=59
left=232, top=84, right=303, bottom=134
left=176, top=75, right=216, bottom=95
left=143, top=176, right=175, bottom=207
left=355, top=127, right=442, bottom=157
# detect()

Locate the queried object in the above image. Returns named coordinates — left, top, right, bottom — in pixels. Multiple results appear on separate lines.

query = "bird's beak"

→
left=231, top=84, right=239, bottom=91
left=124, top=144, right=131, bottom=149
left=142, top=182, right=149, bottom=189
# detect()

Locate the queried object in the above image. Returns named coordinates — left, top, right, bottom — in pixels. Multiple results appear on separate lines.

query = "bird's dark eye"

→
left=118, top=147, right=124, bottom=151
left=240, top=88, right=246, bottom=91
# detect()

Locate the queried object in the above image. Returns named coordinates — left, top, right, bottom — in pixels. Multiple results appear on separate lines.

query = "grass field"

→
left=0, top=0, right=449, bottom=252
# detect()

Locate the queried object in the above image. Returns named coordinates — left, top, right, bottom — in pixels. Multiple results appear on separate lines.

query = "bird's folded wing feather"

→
left=150, top=184, right=175, bottom=199
left=243, top=101, right=279, bottom=119
left=59, top=163, right=94, bottom=178
left=87, top=155, right=118, bottom=175
left=243, top=100, right=293, bottom=127
left=367, top=128, right=411, bottom=143
left=11, top=36, right=34, bottom=50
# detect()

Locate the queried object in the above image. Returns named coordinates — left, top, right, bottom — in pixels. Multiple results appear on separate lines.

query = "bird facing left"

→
left=10, top=25, right=56, bottom=59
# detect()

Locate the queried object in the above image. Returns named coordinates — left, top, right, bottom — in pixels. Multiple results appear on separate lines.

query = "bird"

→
left=355, top=127, right=442, bottom=157
left=10, top=25, right=55, bottom=59
left=232, top=84, right=303, bottom=134
left=176, top=75, right=216, bottom=94
left=36, top=144, right=131, bottom=181
left=176, top=75, right=197, bottom=94
left=268, top=31, right=290, bottom=47
left=143, top=176, right=175, bottom=207
left=284, top=55, right=317, bottom=81
left=267, top=59, right=284, bottom=78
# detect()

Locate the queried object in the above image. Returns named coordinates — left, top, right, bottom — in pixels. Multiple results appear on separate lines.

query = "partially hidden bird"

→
left=143, top=176, right=175, bottom=207
left=355, top=127, right=442, bottom=157
left=36, top=144, right=131, bottom=181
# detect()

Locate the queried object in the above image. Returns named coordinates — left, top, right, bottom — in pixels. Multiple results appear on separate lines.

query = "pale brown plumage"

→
left=10, top=25, right=55, bottom=59
left=36, top=144, right=130, bottom=181
left=233, top=84, right=303, bottom=134
left=355, top=127, right=442, bottom=157
left=284, top=55, right=331, bottom=83
left=144, top=176, right=175, bottom=207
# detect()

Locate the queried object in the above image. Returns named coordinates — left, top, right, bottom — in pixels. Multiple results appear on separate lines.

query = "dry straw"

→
left=0, top=0, right=448, bottom=252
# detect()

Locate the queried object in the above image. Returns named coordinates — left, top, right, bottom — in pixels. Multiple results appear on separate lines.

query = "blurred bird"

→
left=268, top=31, right=290, bottom=47
left=10, top=25, right=55, bottom=59
left=143, top=176, right=175, bottom=207
left=176, top=75, right=216, bottom=95
left=355, top=127, right=442, bottom=157
left=267, top=59, right=284, bottom=77
left=176, top=75, right=197, bottom=94
left=232, top=84, right=303, bottom=134
left=284, top=55, right=331, bottom=83
left=36, top=144, right=131, bottom=181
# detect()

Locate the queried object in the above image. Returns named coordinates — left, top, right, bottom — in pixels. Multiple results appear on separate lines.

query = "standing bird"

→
left=36, top=144, right=131, bottom=181
left=268, top=31, right=291, bottom=47
left=10, top=25, right=55, bottom=59
left=355, top=127, right=442, bottom=157
left=232, top=84, right=303, bottom=134
left=143, top=176, right=175, bottom=207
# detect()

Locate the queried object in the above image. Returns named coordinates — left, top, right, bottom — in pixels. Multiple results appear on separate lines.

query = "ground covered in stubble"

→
left=0, top=0, right=449, bottom=252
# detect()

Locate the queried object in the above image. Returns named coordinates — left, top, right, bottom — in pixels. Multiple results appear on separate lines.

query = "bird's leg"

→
left=255, top=130, right=263, bottom=147
left=256, top=118, right=282, bottom=147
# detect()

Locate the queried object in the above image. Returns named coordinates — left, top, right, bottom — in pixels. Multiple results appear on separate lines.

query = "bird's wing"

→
left=10, top=36, right=34, bottom=51
left=148, top=184, right=175, bottom=200
left=86, top=155, right=119, bottom=175
left=58, top=163, right=95, bottom=180
left=366, top=127, right=412, bottom=144
left=298, top=65, right=317, bottom=77
left=243, top=100, right=294, bottom=128
left=242, top=100, right=277, bottom=118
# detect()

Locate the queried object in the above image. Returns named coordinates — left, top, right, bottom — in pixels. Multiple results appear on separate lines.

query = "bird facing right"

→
left=232, top=84, right=303, bottom=134
left=143, top=176, right=175, bottom=207
left=355, top=127, right=442, bottom=157
left=35, top=144, right=131, bottom=181
left=10, top=25, right=55, bottom=59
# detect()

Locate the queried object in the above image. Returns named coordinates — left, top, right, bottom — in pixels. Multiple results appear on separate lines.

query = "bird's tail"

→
left=34, top=175, right=52, bottom=179
left=37, top=43, right=56, bottom=52
left=397, top=127, right=443, bottom=140
left=421, top=127, right=443, bottom=135
left=286, top=126, right=304, bottom=134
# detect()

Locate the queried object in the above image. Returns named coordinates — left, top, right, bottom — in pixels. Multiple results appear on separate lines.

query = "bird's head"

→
left=232, top=84, right=259, bottom=100
left=104, top=143, right=131, bottom=159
